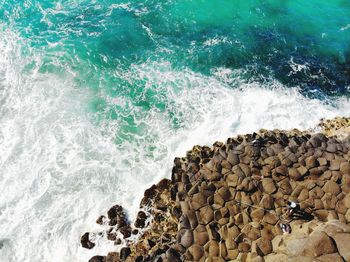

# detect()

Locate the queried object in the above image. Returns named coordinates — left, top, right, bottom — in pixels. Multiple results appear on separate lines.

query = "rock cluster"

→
left=319, top=117, right=350, bottom=139
left=82, top=118, right=350, bottom=262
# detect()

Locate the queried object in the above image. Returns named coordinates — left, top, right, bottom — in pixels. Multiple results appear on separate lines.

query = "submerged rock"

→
left=81, top=232, right=95, bottom=249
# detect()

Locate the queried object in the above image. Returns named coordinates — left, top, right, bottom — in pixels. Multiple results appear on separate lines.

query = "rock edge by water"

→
left=82, top=117, right=350, bottom=262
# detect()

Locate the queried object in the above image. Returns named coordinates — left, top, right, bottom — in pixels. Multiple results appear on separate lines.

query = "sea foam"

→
left=0, top=31, right=350, bottom=262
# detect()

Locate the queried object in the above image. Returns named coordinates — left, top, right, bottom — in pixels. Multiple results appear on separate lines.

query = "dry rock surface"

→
left=81, top=117, right=350, bottom=261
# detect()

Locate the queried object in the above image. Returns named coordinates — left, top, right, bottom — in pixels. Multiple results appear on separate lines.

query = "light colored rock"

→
left=256, top=237, right=272, bottom=256
left=332, top=233, right=350, bottom=261
left=301, top=231, right=336, bottom=257
left=323, top=181, right=341, bottom=195
left=262, top=178, right=277, bottom=194
left=317, top=253, right=344, bottom=262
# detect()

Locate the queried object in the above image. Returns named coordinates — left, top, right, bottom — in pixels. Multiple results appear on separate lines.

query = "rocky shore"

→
left=81, top=117, right=350, bottom=262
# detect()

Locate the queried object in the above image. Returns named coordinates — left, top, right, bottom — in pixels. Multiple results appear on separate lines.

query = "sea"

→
left=0, top=1, right=349, bottom=261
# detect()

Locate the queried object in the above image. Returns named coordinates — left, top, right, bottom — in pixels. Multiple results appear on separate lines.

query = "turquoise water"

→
left=0, top=1, right=349, bottom=261
left=2, top=0, right=350, bottom=140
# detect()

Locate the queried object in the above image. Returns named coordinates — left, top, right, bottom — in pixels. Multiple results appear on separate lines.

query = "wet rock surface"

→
left=81, top=117, right=350, bottom=261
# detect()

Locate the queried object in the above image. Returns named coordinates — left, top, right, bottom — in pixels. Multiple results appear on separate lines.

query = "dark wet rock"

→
left=81, top=232, right=95, bottom=249
left=106, top=253, right=119, bottom=262
left=96, top=215, right=106, bottom=225
left=120, top=247, right=131, bottom=260
left=89, top=256, right=105, bottom=262
left=135, top=211, right=148, bottom=228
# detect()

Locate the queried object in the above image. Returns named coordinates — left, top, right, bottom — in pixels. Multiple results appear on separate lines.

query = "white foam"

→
left=0, top=30, right=350, bottom=262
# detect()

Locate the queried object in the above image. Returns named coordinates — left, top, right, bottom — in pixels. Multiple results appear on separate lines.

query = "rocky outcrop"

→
left=81, top=117, right=350, bottom=261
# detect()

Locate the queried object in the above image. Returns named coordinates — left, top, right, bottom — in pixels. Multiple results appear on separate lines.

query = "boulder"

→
left=262, top=178, right=277, bottom=194
left=317, top=253, right=344, bottom=262
left=332, top=233, right=350, bottom=261
left=323, top=181, right=341, bottom=195
left=193, top=225, right=209, bottom=246
left=188, top=244, right=204, bottom=260
left=89, top=256, right=105, bottom=262
left=180, top=229, right=194, bottom=248
left=340, top=161, right=350, bottom=175
left=256, top=237, right=272, bottom=256
left=119, top=247, right=131, bottom=260
left=302, top=231, right=336, bottom=257
left=81, top=232, right=95, bottom=249
left=289, top=167, right=302, bottom=180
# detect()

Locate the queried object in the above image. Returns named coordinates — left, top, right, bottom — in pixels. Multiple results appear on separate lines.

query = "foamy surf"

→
left=0, top=29, right=350, bottom=262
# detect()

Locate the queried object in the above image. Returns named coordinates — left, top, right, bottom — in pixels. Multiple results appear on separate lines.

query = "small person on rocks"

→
left=285, top=201, right=313, bottom=221
left=286, top=201, right=301, bottom=218
left=280, top=223, right=292, bottom=234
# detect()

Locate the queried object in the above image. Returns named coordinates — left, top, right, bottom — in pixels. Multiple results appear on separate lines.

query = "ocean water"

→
left=0, top=0, right=349, bottom=261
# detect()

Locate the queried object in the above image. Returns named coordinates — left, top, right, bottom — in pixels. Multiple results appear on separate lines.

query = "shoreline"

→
left=82, top=117, right=350, bottom=262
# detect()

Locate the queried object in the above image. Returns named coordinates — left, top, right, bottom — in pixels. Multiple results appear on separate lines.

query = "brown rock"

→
left=314, top=199, right=324, bottom=210
left=265, top=253, right=289, bottom=262
left=286, top=237, right=309, bottom=257
left=165, top=248, right=181, bottom=262
left=198, top=206, right=214, bottom=225
left=310, top=186, right=325, bottom=199
left=305, top=156, right=317, bottom=168
left=326, top=143, right=338, bottom=153
left=217, top=186, right=231, bottom=201
left=317, top=157, right=328, bottom=166
left=227, top=152, right=239, bottom=166
left=261, top=225, right=275, bottom=240
left=314, top=210, right=329, bottom=222
left=226, top=249, right=239, bottom=260
left=188, top=244, right=204, bottom=260
left=342, top=175, right=350, bottom=193
left=260, top=195, right=274, bottom=210
left=220, top=225, right=240, bottom=241
left=191, top=192, right=207, bottom=210
left=247, top=227, right=261, bottom=241
left=297, top=165, right=309, bottom=176
left=187, top=210, right=198, bottom=229
left=289, top=167, right=302, bottom=180
left=275, top=165, right=288, bottom=176
left=106, top=252, right=119, bottom=262
left=262, top=178, right=277, bottom=194
left=239, top=177, right=255, bottom=192
left=193, top=225, right=209, bottom=246
left=346, top=209, right=350, bottom=223
left=323, top=181, right=341, bottom=195
left=180, top=229, right=194, bottom=248
left=302, top=231, right=336, bottom=257
left=263, top=212, right=279, bottom=225
left=226, top=173, right=239, bottom=187
left=332, top=233, right=350, bottom=261
left=213, top=193, right=225, bottom=208
left=238, top=242, right=251, bottom=252
left=317, top=253, right=344, bottom=262
left=343, top=194, right=350, bottom=208
left=279, top=179, right=292, bottom=195
left=251, top=208, right=265, bottom=222
left=298, top=188, right=309, bottom=202
left=322, top=193, right=338, bottom=209
left=207, top=240, right=220, bottom=257
left=320, top=220, right=350, bottom=237
left=256, top=237, right=272, bottom=256
left=340, top=161, right=350, bottom=175
left=329, top=159, right=341, bottom=171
